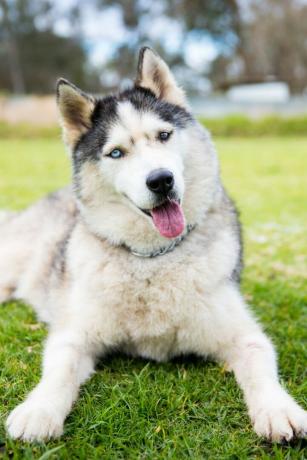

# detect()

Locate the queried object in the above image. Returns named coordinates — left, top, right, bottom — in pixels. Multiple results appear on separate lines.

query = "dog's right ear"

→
left=56, top=79, right=95, bottom=149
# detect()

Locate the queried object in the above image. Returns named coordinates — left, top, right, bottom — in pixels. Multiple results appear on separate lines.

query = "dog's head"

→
left=57, top=48, right=219, bottom=252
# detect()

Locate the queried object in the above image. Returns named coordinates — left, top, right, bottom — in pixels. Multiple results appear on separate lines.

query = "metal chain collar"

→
left=128, top=224, right=196, bottom=258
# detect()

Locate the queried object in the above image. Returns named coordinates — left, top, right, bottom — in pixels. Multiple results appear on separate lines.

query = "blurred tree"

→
left=0, top=0, right=25, bottom=93
left=0, top=0, right=100, bottom=94
left=97, top=0, right=240, bottom=91
left=211, top=0, right=307, bottom=94
left=5, top=0, right=306, bottom=96
left=0, top=0, right=241, bottom=94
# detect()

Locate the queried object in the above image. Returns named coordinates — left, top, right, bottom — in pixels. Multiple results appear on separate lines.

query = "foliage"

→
left=201, top=115, right=307, bottom=137
left=0, top=0, right=100, bottom=94
left=0, top=137, right=306, bottom=458
left=100, top=0, right=239, bottom=90
left=211, top=0, right=307, bottom=93
left=0, top=0, right=240, bottom=94
left=2, top=0, right=307, bottom=95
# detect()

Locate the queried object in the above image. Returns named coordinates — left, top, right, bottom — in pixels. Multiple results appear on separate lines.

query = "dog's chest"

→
left=106, top=253, right=205, bottom=346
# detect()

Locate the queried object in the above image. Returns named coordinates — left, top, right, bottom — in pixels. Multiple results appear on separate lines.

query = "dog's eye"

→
left=108, top=148, right=124, bottom=159
left=158, top=131, right=172, bottom=142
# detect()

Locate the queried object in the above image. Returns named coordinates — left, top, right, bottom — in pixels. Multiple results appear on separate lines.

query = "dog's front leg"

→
left=6, top=328, right=96, bottom=441
left=212, top=283, right=307, bottom=442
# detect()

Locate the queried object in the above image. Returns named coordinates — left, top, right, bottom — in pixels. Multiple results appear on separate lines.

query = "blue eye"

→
left=109, top=148, right=124, bottom=159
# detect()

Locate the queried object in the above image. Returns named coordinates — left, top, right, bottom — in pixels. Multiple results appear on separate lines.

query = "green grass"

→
left=201, top=115, right=307, bottom=137
left=0, top=137, right=306, bottom=459
left=1, top=115, right=307, bottom=140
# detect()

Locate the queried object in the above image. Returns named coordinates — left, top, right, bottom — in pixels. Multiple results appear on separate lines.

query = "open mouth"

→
left=141, top=199, right=185, bottom=239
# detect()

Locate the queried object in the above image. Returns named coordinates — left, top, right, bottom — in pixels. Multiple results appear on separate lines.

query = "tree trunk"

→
left=0, top=0, right=25, bottom=94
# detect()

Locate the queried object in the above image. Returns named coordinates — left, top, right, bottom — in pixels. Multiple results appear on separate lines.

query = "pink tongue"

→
left=150, top=200, right=185, bottom=239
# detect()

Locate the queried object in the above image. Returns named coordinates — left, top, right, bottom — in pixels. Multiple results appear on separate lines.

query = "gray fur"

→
left=2, top=48, right=307, bottom=443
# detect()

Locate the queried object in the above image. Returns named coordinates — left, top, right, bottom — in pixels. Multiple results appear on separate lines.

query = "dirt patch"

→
left=0, top=95, right=57, bottom=126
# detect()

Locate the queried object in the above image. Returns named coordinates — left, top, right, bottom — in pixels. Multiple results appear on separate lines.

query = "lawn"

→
left=0, top=137, right=306, bottom=459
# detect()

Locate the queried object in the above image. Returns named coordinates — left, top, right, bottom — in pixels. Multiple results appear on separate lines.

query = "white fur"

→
left=3, top=54, right=307, bottom=442
left=107, top=103, right=185, bottom=211
left=5, top=211, right=307, bottom=442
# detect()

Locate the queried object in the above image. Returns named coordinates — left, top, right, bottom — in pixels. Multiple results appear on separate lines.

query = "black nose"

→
left=146, top=169, right=174, bottom=195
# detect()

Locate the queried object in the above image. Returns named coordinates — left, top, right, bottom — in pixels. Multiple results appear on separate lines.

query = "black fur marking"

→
left=71, top=86, right=194, bottom=202
left=72, top=95, right=119, bottom=175
left=50, top=222, right=75, bottom=277
left=230, top=199, right=243, bottom=284
left=121, top=87, right=193, bottom=128
left=72, top=86, right=193, bottom=179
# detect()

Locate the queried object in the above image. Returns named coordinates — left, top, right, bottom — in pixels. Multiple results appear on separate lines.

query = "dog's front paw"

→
left=6, top=400, right=63, bottom=441
left=252, top=396, right=307, bottom=442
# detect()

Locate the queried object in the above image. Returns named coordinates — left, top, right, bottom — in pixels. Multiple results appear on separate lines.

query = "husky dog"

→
left=2, top=48, right=307, bottom=442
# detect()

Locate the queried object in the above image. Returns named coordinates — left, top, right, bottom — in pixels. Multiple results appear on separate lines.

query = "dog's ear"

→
left=56, top=79, right=95, bottom=149
left=135, top=47, right=187, bottom=107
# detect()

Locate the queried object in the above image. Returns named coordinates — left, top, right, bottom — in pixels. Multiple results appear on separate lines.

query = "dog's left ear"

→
left=135, top=47, right=187, bottom=107
left=56, top=78, right=95, bottom=150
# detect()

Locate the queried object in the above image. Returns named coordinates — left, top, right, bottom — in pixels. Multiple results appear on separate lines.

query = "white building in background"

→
left=226, top=82, right=290, bottom=104
left=190, top=81, right=307, bottom=118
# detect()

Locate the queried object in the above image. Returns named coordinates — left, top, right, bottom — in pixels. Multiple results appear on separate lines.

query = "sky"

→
left=51, top=0, right=219, bottom=73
